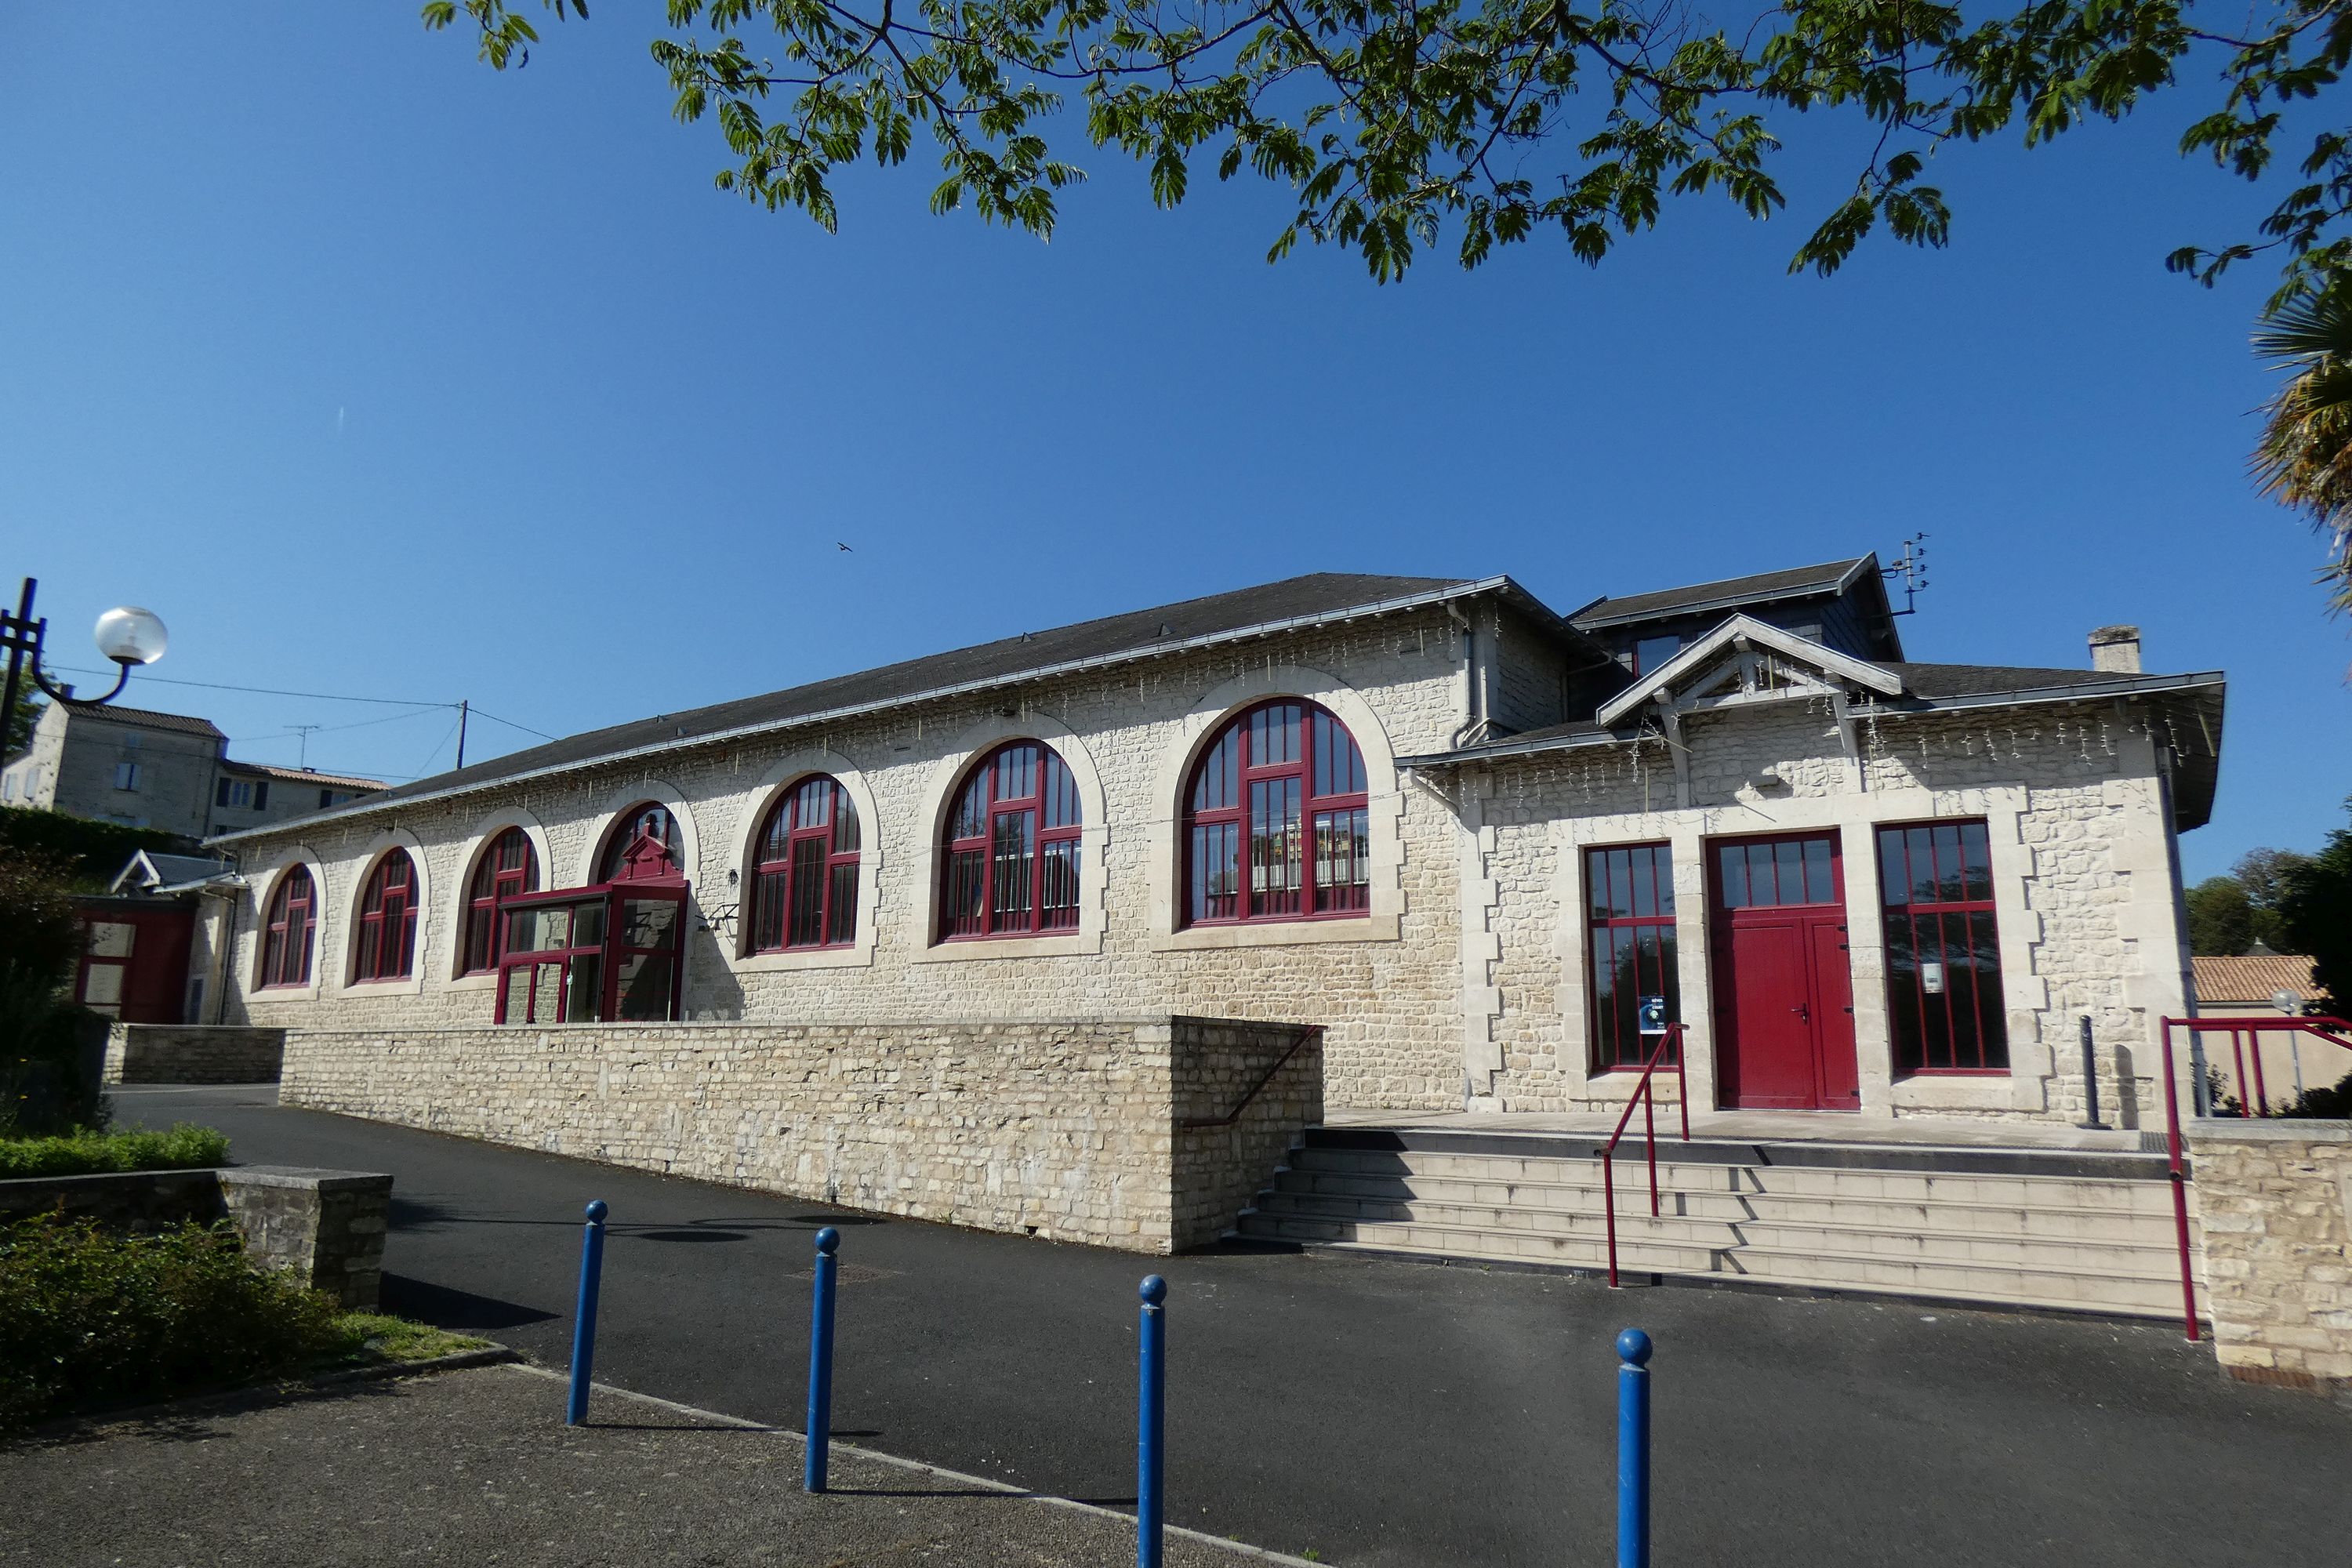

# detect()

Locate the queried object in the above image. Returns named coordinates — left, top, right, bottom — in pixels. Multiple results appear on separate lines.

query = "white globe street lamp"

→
left=2, top=578, right=170, bottom=735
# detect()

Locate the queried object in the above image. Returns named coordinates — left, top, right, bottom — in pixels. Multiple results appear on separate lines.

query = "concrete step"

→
left=1234, top=1210, right=1720, bottom=1273
left=1240, top=1209, right=2183, bottom=1318
left=1249, top=1127, right=2200, bottom=1320
left=1254, top=1187, right=2188, bottom=1279
left=1730, top=1218, right=2187, bottom=1275
left=1286, top=1145, right=2180, bottom=1215
left=1274, top=1167, right=2196, bottom=1243
left=1248, top=1189, right=1742, bottom=1247
left=1722, top=1246, right=2185, bottom=1316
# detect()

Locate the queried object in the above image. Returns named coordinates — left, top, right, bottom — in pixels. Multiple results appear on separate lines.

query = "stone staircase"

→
left=1235, top=1126, right=2198, bottom=1319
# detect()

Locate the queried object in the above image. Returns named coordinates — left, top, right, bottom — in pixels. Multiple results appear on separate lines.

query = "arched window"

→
left=939, top=742, right=1082, bottom=939
left=463, top=827, right=540, bottom=975
left=749, top=777, right=861, bottom=952
left=353, top=850, right=420, bottom=982
left=259, top=866, right=317, bottom=989
left=598, top=803, right=684, bottom=884
left=1183, top=700, right=1369, bottom=926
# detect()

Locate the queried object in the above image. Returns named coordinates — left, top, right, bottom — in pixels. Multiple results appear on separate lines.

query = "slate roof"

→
left=111, top=851, right=238, bottom=894
left=209, top=572, right=1527, bottom=840
left=1568, top=558, right=1875, bottom=629
left=1879, top=662, right=2162, bottom=699
left=2192, top=954, right=2321, bottom=1007
left=61, top=701, right=227, bottom=740
left=1393, top=654, right=2227, bottom=830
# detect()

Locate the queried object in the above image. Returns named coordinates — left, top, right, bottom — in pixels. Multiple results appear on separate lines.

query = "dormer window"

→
left=1633, top=635, right=1680, bottom=675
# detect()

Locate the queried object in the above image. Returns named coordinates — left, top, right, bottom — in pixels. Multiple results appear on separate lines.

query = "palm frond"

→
left=2252, top=291, right=2352, bottom=365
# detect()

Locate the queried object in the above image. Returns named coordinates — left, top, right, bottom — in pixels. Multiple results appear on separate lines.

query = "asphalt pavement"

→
left=114, top=1083, right=2352, bottom=1567
left=0, top=1361, right=1283, bottom=1567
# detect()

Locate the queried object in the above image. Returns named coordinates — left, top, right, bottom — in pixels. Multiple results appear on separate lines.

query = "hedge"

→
left=0, top=804, right=199, bottom=889
left=0, top=1123, right=230, bottom=1178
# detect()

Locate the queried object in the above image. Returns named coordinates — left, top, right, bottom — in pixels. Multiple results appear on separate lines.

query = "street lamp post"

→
left=0, top=578, right=169, bottom=750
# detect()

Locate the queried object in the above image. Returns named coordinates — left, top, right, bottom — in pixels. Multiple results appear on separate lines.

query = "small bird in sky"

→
left=837, top=542, right=853, bottom=551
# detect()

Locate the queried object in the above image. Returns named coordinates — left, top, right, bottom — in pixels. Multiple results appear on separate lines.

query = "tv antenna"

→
left=1882, top=533, right=1929, bottom=617
left=289, top=723, right=321, bottom=768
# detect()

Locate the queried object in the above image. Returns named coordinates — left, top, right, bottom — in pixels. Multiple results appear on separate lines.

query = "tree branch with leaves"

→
left=424, top=0, right=2352, bottom=298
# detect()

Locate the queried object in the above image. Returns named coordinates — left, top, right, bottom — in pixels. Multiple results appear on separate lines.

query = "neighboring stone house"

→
left=2190, top=949, right=2347, bottom=1108
left=0, top=699, right=382, bottom=836
left=202, top=558, right=2224, bottom=1126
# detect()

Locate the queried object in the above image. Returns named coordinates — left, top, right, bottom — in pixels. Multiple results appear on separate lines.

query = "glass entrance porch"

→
left=494, top=882, right=686, bottom=1025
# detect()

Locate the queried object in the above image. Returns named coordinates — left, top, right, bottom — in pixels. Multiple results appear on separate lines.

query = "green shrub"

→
left=0, top=845, right=107, bottom=1134
left=0, top=1123, right=228, bottom=1178
left=0, top=805, right=196, bottom=890
left=0, top=1215, right=346, bottom=1427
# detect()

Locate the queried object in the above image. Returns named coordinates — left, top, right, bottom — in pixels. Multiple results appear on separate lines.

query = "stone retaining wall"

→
left=2187, top=1119, right=2352, bottom=1391
left=281, top=1016, right=1319, bottom=1253
left=103, top=1024, right=287, bottom=1084
left=0, top=1166, right=391, bottom=1308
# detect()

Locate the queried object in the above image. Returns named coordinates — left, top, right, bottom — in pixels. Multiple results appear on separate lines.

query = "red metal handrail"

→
left=1602, top=1022, right=1692, bottom=1289
left=2156, top=1014, right=2352, bottom=1342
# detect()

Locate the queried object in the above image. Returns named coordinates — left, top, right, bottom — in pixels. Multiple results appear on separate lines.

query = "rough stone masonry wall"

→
left=1472, top=696, right=2187, bottom=1122
left=2188, top=1120, right=2352, bottom=1391
left=1171, top=1019, right=1323, bottom=1245
left=103, top=1024, right=286, bottom=1083
left=281, top=1017, right=1317, bottom=1253
left=220, top=612, right=1472, bottom=1112
left=0, top=1166, right=391, bottom=1309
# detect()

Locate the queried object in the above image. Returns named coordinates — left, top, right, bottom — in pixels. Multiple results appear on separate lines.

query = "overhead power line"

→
left=53, top=664, right=561, bottom=742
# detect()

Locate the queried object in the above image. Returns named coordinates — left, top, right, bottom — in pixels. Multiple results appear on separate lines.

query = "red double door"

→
left=1709, top=832, right=1860, bottom=1111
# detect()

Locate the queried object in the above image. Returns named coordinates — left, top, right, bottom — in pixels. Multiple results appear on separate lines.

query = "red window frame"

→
left=938, top=742, right=1083, bottom=939
left=1584, top=842, right=1679, bottom=1071
left=259, top=866, right=316, bottom=989
left=352, top=850, right=419, bottom=983
left=598, top=803, right=684, bottom=884
left=1181, top=700, right=1369, bottom=927
left=750, top=776, right=861, bottom=952
left=463, top=827, right=540, bottom=975
left=1878, top=819, right=2009, bottom=1075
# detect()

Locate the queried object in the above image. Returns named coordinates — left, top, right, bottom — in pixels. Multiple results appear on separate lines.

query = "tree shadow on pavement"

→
left=379, top=1274, right=559, bottom=1332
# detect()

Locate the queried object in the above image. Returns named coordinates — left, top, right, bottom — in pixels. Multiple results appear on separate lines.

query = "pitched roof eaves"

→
left=203, top=575, right=1512, bottom=847
left=1569, top=557, right=1876, bottom=629
left=1397, top=669, right=2228, bottom=771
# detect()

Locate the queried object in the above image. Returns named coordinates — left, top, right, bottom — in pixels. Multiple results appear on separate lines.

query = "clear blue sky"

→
left=1, top=8, right=2341, bottom=880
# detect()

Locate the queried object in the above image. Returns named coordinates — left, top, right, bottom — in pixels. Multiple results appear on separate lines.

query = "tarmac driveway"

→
left=114, top=1083, right=2352, bottom=1568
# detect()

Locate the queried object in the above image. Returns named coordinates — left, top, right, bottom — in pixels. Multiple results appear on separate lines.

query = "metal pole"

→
left=566, top=1199, right=608, bottom=1425
left=1137, top=1275, right=1167, bottom=1568
left=1602, top=1145, right=1621, bottom=1289
left=1, top=579, right=34, bottom=764
left=1675, top=1025, right=1690, bottom=1143
left=1642, top=1073, right=1659, bottom=1218
left=1617, top=1327, right=1652, bottom=1568
left=2189, top=1031, right=2212, bottom=1118
left=2078, top=1015, right=2107, bottom=1130
left=2158, top=1025, right=2201, bottom=1342
left=455, top=699, right=470, bottom=770
left=804, top=1226, right=840, bottom=1493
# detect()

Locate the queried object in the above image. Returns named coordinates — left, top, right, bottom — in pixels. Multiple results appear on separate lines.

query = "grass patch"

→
left=0, top=1123, right=229, bottom=1179
left=315, top=1313, right=489, bottom=1370
left=0, top=1215, right=486, bottom=1430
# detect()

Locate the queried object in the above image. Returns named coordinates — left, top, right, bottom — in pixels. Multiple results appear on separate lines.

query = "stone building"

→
left=1, top=698, right=383, bottom=836
left=201, top=557, right=2223, bottom=1127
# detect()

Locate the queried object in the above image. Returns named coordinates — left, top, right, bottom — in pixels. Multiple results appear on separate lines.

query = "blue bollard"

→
left=804, top=1226, right=841, bottom=1494
left=1137, top=1275, right=1167, bottom=1568
left=565, top=1200, right=608, bottom=1426
left=1617, top=1327, right=1652, bottom=1568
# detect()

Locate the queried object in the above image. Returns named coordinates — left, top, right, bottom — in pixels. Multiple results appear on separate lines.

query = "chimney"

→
left=2089, top=624, right=2142, bottom=673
